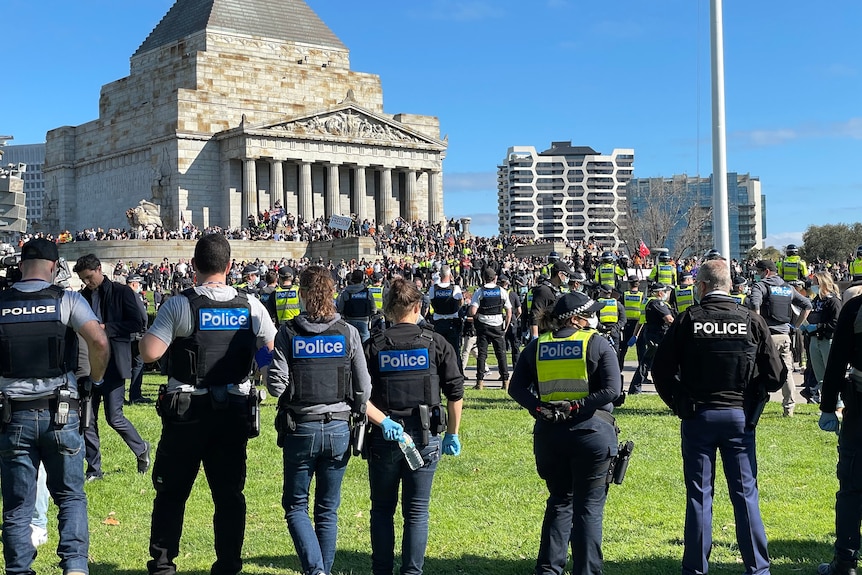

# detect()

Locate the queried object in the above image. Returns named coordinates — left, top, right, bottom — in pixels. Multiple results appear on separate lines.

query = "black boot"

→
left=818, top=558, right=858, bottom=575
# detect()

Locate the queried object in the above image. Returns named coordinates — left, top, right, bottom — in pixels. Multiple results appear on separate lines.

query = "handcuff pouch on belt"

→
left=159, top=390, right=192, bottom=422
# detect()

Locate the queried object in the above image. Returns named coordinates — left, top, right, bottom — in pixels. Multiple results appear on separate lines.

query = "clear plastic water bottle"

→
left=399, top=433, right=424, bottom=471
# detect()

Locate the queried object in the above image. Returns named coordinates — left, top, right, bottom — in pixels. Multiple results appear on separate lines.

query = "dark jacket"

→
left=81, top=278, right=146, bottom=381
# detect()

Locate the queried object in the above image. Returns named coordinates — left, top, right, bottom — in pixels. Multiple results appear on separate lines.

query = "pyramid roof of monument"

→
left=134, top=0, right=346, bottom=57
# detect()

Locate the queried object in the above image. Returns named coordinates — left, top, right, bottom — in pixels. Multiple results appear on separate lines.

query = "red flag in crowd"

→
left=638, top=240, right=650, bottom=258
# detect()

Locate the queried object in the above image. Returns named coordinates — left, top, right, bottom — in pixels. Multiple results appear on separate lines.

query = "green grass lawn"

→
left=33, top=374, right=840, bottom=575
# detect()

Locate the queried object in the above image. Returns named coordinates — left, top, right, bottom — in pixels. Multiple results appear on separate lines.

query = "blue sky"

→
left=3, top=0, right=860, bottom=247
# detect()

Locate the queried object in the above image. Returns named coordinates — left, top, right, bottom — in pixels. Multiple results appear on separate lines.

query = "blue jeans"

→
left=533, top=415, right=617, bottom=575
left=368, top=431, right=442, bottom=575
left=282, top=420, right=351, bottom=575
left=0, top=408, right=89, bottom=575
left=681, top=408, right=770, bottom=575
left=345, top=319, right=371, bottom=344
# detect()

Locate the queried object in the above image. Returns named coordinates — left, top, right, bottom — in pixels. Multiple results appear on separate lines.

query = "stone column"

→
left=221, top=159, right=234, bottom=228
left=298, top=161, right=313, bottom=222
left=326, top=163, right=340, bottom=218
left=428, top=169, right=442, bottom=224
left=353, top=165, right=367, bottom=221
left=404, top=168, right=417, bottom=221
left=270, top=159, right=284, bottom=209
left=379, top=167, right=393, bottom=226
left=242, top=158, right=257, bottom=226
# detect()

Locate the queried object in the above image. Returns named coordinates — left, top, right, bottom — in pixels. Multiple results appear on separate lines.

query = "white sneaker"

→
left=30, top=524, right=48, bottom=547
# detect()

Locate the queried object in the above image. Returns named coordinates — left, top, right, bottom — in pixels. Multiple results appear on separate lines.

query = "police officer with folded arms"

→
left=816, top=290, right=862, bottom=575
left=652, top=259, right=785, bottom=575
left=268, top=265, right=371, bottom=575
left=748, top=258, right=812, bottom=417
left=362, top=277, right=463, bottom=575
left=508, top=291, right=621, bottom=575
left=139, top=234, right=277, bottom=575
left=427, top=264, right=463, bottom=364
left=0, top=238, right=110, bottom=575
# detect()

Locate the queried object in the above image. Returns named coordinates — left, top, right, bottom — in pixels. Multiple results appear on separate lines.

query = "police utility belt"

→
left=0, top=386, right=81, bottom=431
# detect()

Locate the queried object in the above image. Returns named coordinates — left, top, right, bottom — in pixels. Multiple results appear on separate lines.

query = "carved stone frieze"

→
left=271, top=110, right=423, bottom=144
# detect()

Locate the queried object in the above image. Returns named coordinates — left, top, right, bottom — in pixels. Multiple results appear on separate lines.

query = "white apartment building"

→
left=497, top=141, right=633, bottom=247
left=1, top=143, right=46, bottom=227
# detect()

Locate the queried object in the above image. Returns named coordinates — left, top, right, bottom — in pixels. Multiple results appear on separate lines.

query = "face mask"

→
left=132, top=284, right=142, bottom=294
left=810, top=285, right=820, bottom=295
left=586, top=316, right=599, bottom=329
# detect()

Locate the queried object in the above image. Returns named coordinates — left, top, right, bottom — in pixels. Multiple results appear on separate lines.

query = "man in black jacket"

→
left=74, top=254, right=150, bottom=480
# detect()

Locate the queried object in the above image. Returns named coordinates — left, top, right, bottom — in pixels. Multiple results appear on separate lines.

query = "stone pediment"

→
left=253, top=105, right=446, bottom=150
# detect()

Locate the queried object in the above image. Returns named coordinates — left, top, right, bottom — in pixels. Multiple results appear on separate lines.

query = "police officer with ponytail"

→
left=508, top=291, right=622, bottom=575
left=139, top=234, right=277, bottom=575
left=652, top=259, right=785, bottom=575
left=363, top=277, right=464, bottom=575
left=268, top=265, right=371, bottom=575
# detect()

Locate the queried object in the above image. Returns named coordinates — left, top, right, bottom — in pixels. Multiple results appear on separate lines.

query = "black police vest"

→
left=644, top=299, right=670, bottom=329
left=342, top=288, right=375, bottom=319
left=681, top=302, right=756, bottom=401
left=281, top=319, right=352, bottom=407
left=0, top=285, right=77, bottom=379
left=369, top=328, right=440, bottom=417
left=167, top=289, right=257, bottom=388
left=258, top=287, right=275, bottom=307
left=760, top=281, right=794, bottom=324
left=477, top=286, right=503, bottom=315
left=430, top=286, right=459, bottom=315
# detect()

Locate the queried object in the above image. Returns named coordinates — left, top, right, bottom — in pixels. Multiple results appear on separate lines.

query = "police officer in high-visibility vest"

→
left=748, top=259, right=812, bottom=417
left=428, top=264, right=463, bottom=365
left=777, top=244, right=808, bottom=282
left=670, top=272, right=696, bottom=314
left=621, top=276, right=644, bottom=369
left=362, top=277, right=464, bottom=575
left=236, top=264, right=263, bottom=298
left=268, top=265, right=372, bottom=575
left=508, top=291, right=621, bottom=575
left=594, top=252, right=626, bottom=291
left=541, top=251, right=561, bottom=277
left=649, top=253, right=677, bottom=287
left=730, top=276, right=749, bottom=307
left=596, top=284, right=627, bottom=371
left=652, top=259, right=785, bottom=575
left=849, top=245, right=862, bottom=281
left=268, top=266, right=301, bottom=326
left=629, top=283, right=675, bottom=395
left=368, top=272, right=386, bottom=315
left=336, top=269, right=377, bottom=343
left=139, top=234, right=277, bottom=575
left=0, top=238, right=110, bottom=575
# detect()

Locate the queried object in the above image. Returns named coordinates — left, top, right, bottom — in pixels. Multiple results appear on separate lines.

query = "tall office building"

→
left=497, top=142, right=634, bottom=247
left=627, top=172, right=764, bottom=260
left=0, top=143, right=45, bottom=227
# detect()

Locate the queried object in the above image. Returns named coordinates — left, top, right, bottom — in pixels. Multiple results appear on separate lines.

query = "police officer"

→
left=257, top=269, right=278, bottom=313
left=730, top=276, right=749, bottom=306
left=499, top=274, right=522, bottom=369
left=428, top=264, right=464, bottom=366
left=849, top=245, right=862, bottom=282
left=363, top=277, right=464, bottom=575
left=621, top=276, right=644, bottom=368
left=369, top=272, right=386, bottom=311
left=594, top=252, right=625, bottom=291
left=629, top=283, right=674, bottom=395
left=652, top=259, right=785, bottom=575
left=596, top=284, right=627, bottom=371
left=139, top=234, right=277, bottom=575
left=337, top=269, right=377, bottom=343
left=268, top=265, right=372, bottom=575
left=649, top=252, right=677, bottom=286
left=670, top=272, right=696, bottom=314
left=0, top=238, right=110, bottom=575
left=541, top=251, right=561, bottom=277
left=748, top=259, right=812, bottom=417
left=469, top=267, right=513, bottom=390
left=508, top=291, right=621, bottom=575
left=817, top=291, right=862, bottom=575
left=236, top=263, right=263, bottom=298
left=529, top=260, right=572, bottom=339
left=777, top=244, right=808, bottom=282
left=268, top=266, right=301, bottom=327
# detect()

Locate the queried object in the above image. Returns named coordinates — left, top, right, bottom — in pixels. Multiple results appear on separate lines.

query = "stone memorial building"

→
left=44, top=0, right=447, bottom=233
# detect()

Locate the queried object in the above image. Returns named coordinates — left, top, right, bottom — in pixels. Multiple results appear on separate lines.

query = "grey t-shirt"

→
left=0, top=280, right=99, bottom=399
left=147, top=285, right=277, bottom=394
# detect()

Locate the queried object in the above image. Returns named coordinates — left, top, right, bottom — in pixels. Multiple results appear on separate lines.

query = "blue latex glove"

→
left=380, top=417, right=404, bottom=442
left=805, top=324, right=818, bottom=333
left=255, top=346, right=273, bottom=368
left=627, top=336, right=637, bottom=347
left=442, top=433, right=461, bottom=456
left=819, top=412, right=840, bottom=434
